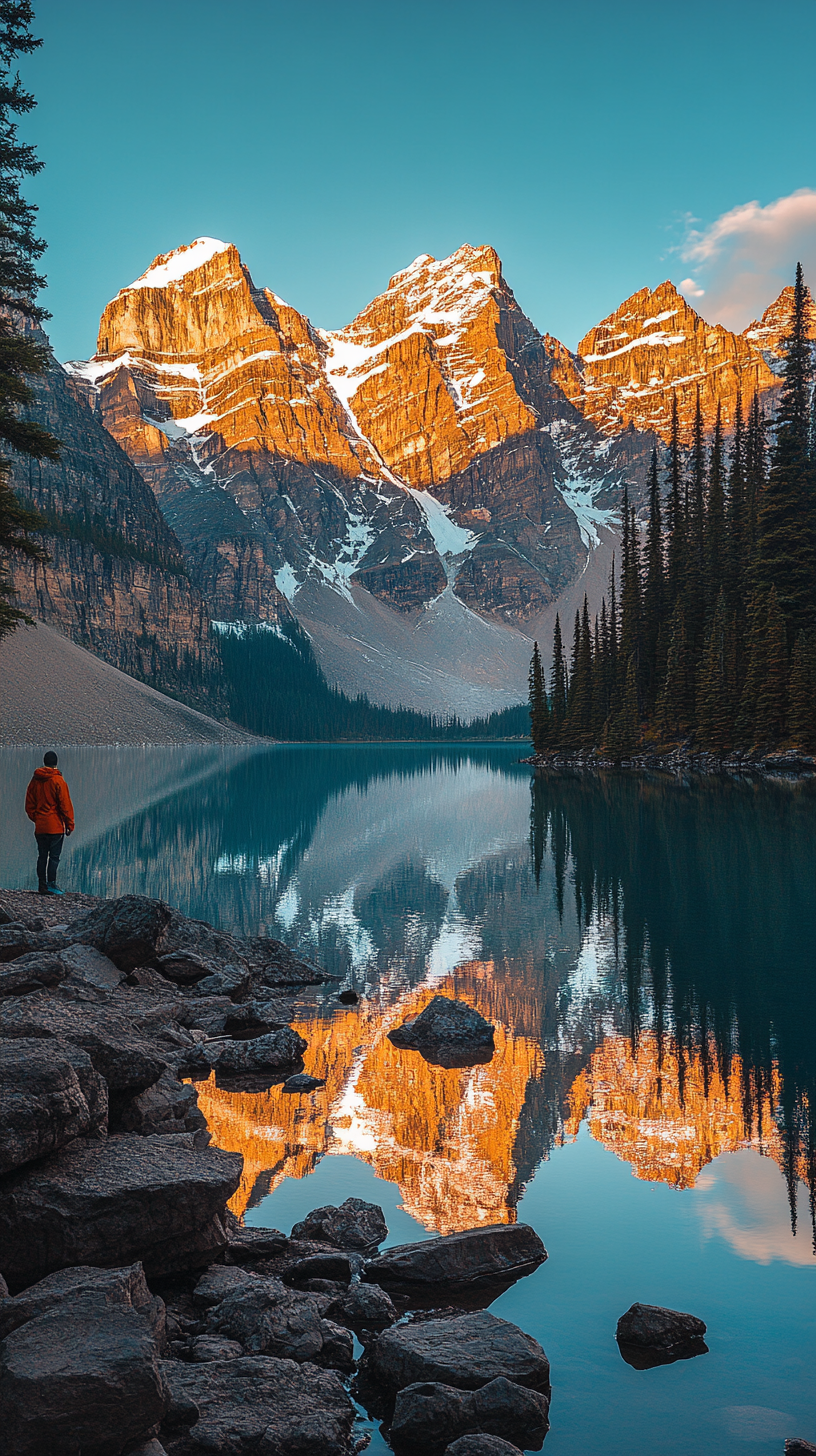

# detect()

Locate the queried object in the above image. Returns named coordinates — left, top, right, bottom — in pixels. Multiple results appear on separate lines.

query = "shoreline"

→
left=522, top=746, right=816, bottom=778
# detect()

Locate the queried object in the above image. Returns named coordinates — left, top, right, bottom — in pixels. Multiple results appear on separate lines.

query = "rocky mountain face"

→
left=6, top=345, right=218, bottom=705
left=551, top=278, right=816, bottom=442
left=66, top=239, right=652, bottom=712
left=58, top=240, right=811, bottom=713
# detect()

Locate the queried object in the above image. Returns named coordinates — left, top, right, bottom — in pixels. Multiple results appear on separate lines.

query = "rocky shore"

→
left=0, top=889, right=554, bottom=1456
left=523, top=745, right=816, bottom=777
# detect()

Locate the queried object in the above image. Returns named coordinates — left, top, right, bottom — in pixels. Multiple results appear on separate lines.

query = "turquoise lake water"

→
left=1, top=744, right=814, bottom=1453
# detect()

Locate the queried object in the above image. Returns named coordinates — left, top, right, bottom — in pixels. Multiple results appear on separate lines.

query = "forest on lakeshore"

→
left=529, top=265, right=816, bottom=760
left=219, top=620, right=529, bottom=741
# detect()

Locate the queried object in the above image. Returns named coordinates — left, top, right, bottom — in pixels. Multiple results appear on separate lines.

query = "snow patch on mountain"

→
left=127, top=238, right=229, bottom=291
left=406, top=487, right=476, bottom=559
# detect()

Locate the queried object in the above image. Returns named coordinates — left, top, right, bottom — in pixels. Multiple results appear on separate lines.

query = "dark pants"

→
left=35, top=832, right=64, bottom=888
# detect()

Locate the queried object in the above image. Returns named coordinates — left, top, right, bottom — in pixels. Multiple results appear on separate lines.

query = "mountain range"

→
left=8, top=239, right=815, bottom=717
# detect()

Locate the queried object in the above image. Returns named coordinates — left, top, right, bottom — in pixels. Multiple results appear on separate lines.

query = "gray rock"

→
left=0, top=991, right=167, bottom=1093
left=390, top=1377, right=549, bottom=1455
left=292, top=1196, right=388, bottom=1251
left=0, top=1271, right=8, bottom=1297
left=0, top=1036, right=108, bottom=1174
left=282, top=1072, right=325, bottom=1092
left=786, top=1443, right=816, bottom=1454
left=329, top=1281, right=398, bottom=1330
left=61, top=942, right=126, bottom=989
left=0, top=923, right=40, bottom=962
left=129, top=1443, right=168, bottom=1456
left=222, top=999, right=292, bottom=1036
left=0, top=951, right=68, bottom=997
left=193, top=1265, right=259, bottom=1309
left=0, top=1288, right=167, bottom=1456
left=0, top=1261, right=164, bottom=1343
left=67, top=895, right=175, bottom=972
left=206, top=1277, right=325, bottom=1362
left=159, top=1355, right=355, bottom=1455
left=223, top=1214, right=288, bottom=1264
left=365, top=1222, right=546, bottom=1289
left=389, top=996, right=495, bottom=1067
left=285, top=1251, right=355, bottom=1284
left=363, top=1311, right=550, bottom=1395
left=246, top=934, right=334, bottom=985
left=209, top=1027, right=307, bottom=1075
left=156, top=950, right=224, bottom=984
left=318, top=1317, right=355, bottom=1372
left=189, top=1335, right=243, bottom=1362
left=196, top=966, right=252, bottom=1001
left=118, top=1069, right=204, bottom=1136
left=615, top=1302, right=707, bottom=1349
left=0, top=1132, right=242, bottom=1292
left=445, top=1437, right=524, bottom=1456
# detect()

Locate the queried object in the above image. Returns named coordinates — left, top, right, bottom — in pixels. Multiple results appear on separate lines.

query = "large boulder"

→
left=389, top=1376, right=549, bottom=1455
left=291, top=1196, right=388, bottom=1251
left=222, top=1212, right=288, bottom=1265
left=0, top=991, right=167, bottom=1094
left=365, top=1223, right=546, bottom=1290
left=246, top=935, right=334, bottom=986
left=61, top=943, right=126, bottom=990
left=389, top=996, right=495, bottom=1067
left=206, top=1276, right=326, bottom=1363
left=160, top=1355, right=355, bottom=1455
left=0, top=1261, right=165, bottom=1345
left=615, top=1303, right=707, bottom=1349
left=0, top=951, right=68, bottom=996
left=0, top=1036, right=108, bottom=1174
left=0, top=1132, right=242, bottom=1291
left=66, top=896, right=175, bottom=972
left=0, top=1288, right=167, bottom=1456
left=0, top=923, right=43, bottom=962
left=363, top=1310, right=550, bottom=1395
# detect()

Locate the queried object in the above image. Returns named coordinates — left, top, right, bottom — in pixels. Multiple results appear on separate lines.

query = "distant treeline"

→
left=529, top=264, right=816, bottom=759
left=219, top=621, right=529, bottom=741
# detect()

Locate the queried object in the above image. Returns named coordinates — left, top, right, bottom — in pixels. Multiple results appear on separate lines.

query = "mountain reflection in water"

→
left=5, top=744, right=808, bottom=1247
left=105, top=748, right=809, bottom=1251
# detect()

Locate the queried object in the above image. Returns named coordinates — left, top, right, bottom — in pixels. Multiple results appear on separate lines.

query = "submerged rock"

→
left=365, top=1223, right=546, bottom=1290
left=291, top=1197, right=388, bottom=1251
left=363, top=1310, right=551, bottom=1396
left=389, top=1376, right=549, bottom=1455
left=282, top=1072, right=325, bottom=1093
left=389, top=996, right=495, bottom=1067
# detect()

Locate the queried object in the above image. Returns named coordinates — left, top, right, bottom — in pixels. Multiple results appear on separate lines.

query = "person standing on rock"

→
left=25, top=751, right=75, bottom=895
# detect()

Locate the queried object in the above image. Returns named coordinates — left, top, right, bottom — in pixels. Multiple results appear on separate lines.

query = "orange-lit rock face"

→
left=195, top=967, right=543, bottom=1233
left=321, top=247, right=538, bottom=488
left=570, top=281, right=780, bottom=442
left=569, top=1033, right=782, bottom=1188
left=743, top=283, right=816, bottom=361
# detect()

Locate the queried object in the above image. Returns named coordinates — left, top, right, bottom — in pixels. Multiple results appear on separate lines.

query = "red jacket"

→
left=25, top=767, right=75, bottom=835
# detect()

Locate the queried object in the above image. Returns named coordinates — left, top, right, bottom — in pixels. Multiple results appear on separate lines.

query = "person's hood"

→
left=33, top=766, right=62, bottom=779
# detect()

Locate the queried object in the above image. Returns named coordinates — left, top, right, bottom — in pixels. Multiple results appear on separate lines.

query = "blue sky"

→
left=23, top=0, right=816, bottom=362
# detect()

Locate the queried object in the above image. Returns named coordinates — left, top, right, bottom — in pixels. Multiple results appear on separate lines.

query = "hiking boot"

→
left=46, top=884, right=64, bottom=895
left=37, top=884, right=49, bottom=894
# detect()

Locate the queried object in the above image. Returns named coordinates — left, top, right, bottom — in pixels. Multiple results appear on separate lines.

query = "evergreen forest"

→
left=219, top=620, right=529, bottom=742
left=528, top=265, right=816, bottom=760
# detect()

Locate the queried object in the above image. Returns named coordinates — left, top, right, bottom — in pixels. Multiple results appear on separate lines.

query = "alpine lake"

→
left=1, top=743, right=814, bottom=1455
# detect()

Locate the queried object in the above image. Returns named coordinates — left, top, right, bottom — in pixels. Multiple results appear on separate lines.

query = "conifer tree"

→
left=605, top=655, right=640, bottom=761
left=550, top=613, right=568, bottom=732
left=666, top=393, right=686, bottom=605
left=736, top=590, right=767, bottom=745
left=619, top=493, right=642, bottom=694
left=726, top=390, right=747, bottom=608
left=788, top=633, right=816, bottom=750
left=705, top=403, right=727, bottom=616
left=754, top=263, right=816, bottom=641
left=656, top=601, right=693, bottom=737
left=643, top=446, right=666, bottom=706
left=528, top=641, right=549, bottom=753
left=591, top=613, right=606, bottom=738
left=696, top=588, right=738, bottom=754
left=753, top=586, right=789, bottom=744
left=565, top=596, right=593, bottom=745
left=685, top=387, right=707, bottom=658
left=608, top=554, right=619, bottom=704
left=0, top=2, right=60, bottom=641
left=744, top=392, right=767, bottom=558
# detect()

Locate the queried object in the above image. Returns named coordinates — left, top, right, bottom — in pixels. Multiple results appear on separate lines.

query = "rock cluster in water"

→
left=0, top=891, right=553, bottom=1456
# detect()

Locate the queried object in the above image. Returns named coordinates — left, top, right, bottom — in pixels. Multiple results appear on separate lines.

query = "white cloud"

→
left=673, top=188, right=816, bottom=330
